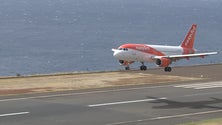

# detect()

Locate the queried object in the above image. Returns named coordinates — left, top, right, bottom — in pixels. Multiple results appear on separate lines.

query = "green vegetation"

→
left=179, top=118, right=222, bottom=125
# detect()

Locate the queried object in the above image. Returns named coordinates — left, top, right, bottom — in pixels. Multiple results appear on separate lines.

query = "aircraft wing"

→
left=152, top=52, right=218, bottom=60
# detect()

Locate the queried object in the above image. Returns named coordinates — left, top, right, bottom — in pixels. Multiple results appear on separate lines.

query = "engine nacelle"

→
left=156, top=58, right=171, bottom=67
left=119, top=60, right=134, bottom=66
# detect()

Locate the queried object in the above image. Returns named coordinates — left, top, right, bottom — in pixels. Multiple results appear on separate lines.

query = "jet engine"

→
left=156, top=58, right=171, bottom=67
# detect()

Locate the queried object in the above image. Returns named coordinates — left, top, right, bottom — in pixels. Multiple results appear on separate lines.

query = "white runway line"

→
left=88, top=97, right=167, bottom=107
left=0, top=112, right=29, bottom=117
left=174, top=81, right=222, bottom=89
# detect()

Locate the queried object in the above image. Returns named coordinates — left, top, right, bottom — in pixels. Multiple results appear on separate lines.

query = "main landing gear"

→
left=164, top=67, right=172, bottom=72
left=140, top=62, right=147, bottom=71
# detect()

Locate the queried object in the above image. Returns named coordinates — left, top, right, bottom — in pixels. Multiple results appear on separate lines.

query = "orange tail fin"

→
left=180, top=24, right=197, bottom=49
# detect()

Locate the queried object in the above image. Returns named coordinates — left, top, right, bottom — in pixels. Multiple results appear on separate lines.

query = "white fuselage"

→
left=113, top=45, right=184, bottom=63
left=149, top=45, right=183, bottom=55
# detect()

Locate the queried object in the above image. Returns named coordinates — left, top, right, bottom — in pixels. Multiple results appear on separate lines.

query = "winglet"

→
left=180, top=24, right=197, bottom=49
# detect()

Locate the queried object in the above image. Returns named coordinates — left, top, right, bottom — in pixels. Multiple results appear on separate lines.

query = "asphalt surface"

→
left=0, top=64, right=222, bottom=125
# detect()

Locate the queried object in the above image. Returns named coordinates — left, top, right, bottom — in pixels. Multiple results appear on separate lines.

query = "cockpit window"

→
left=118, top=48, right=128, bottom=51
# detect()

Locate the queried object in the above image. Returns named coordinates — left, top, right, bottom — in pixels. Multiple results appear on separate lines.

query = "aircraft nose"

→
left=113, top=50, right=119, bottom=57
left=112, top=49, right=121, bottom=58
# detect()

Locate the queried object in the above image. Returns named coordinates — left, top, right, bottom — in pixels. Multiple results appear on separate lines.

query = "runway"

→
left=0, top=80, right=222, bottom=125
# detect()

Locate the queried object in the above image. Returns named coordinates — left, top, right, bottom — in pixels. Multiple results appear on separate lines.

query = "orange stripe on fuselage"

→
left=119, top=44, right=165, bottom=56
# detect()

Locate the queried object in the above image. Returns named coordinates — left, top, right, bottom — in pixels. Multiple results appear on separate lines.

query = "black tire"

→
left=164, top=67, right=168, bottom=72
left=143, top=66, right=147, bottom=70
left=164, top=67, right=172, bottom=72
left=140, top=65, right=147, bottom=71
left=125, top=66, right=130, bottom=70
left=140, top=66, right=143, bottom=70
left=168, top=67, right=172, bottom=72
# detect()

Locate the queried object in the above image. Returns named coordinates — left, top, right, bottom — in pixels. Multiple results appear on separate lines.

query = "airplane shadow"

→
left=147, top=96, right=222, bottom=109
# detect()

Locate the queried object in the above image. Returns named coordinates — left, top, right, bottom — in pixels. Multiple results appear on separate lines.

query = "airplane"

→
left=112, top=24, right=218, bottom=72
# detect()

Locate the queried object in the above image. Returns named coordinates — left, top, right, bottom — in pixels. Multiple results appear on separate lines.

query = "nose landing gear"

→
left=125, top=66, right=130, bottom=70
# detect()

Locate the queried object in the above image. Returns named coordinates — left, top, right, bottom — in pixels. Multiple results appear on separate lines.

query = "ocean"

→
left=0, top=0, right=221, bottom=76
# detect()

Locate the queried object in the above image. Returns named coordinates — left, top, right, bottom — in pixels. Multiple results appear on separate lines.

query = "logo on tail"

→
left=180, top=24, right=197, bottom=49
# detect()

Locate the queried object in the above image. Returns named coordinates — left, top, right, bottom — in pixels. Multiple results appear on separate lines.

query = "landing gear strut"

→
left=125, top=66, right=130, bottom=70
left=140, top=62, right=147, bottom=71
left=164, top=67, right=172, bottom=72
